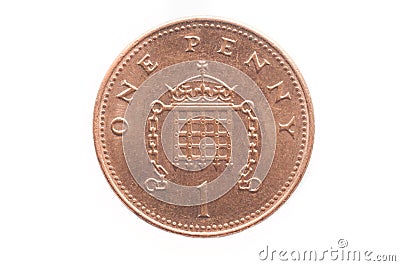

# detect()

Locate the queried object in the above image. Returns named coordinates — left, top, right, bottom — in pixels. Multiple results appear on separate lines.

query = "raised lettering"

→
left=217, top=37, right=236, bottom=56
left=197, top=181, right=210, bottom=218
left=244, top=51, right=270, bottom=73
left=117, top=80, right=138, bottom=103
left=111, top=117, right=128, bottom=136
left=279, top=116, right=295, bottom=138
left=184, top=35, right=200, bottom=52
left=267, top=80, right=291, bottom=103
left=137, top=54, right=158, bottom=74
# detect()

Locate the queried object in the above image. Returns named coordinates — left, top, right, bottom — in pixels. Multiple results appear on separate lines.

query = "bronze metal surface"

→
left=93, top=17, right=314, bottom=237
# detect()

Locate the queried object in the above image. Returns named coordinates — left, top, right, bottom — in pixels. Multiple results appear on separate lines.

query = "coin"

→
left=93, top=18, right=314, bottom=237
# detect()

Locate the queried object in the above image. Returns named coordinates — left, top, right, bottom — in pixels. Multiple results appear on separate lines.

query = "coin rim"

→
left=93, top=16, right=315, bottom=237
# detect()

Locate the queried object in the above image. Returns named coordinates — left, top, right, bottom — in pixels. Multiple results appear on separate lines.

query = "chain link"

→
left=237, top=103, right=261, bottom=191
left=146, top=105, right=167, bottom=190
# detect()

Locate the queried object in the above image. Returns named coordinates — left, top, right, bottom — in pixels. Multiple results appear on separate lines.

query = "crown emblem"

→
left=167, top=61, right=236, bottom=103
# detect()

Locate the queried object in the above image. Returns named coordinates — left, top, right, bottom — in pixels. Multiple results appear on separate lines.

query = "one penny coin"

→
left=93, top=17, right=314, bottom=237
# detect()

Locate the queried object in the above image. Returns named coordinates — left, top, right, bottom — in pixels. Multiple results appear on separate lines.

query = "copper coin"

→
left=93, top=18, right=314, bottom=237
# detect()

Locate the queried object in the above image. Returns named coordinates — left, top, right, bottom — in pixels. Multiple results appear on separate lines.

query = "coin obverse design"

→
left=93, top=18, right=314, bottom=237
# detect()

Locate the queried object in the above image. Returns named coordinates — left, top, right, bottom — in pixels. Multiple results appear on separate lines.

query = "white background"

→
left=1, top=1, right=399, bottom=265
